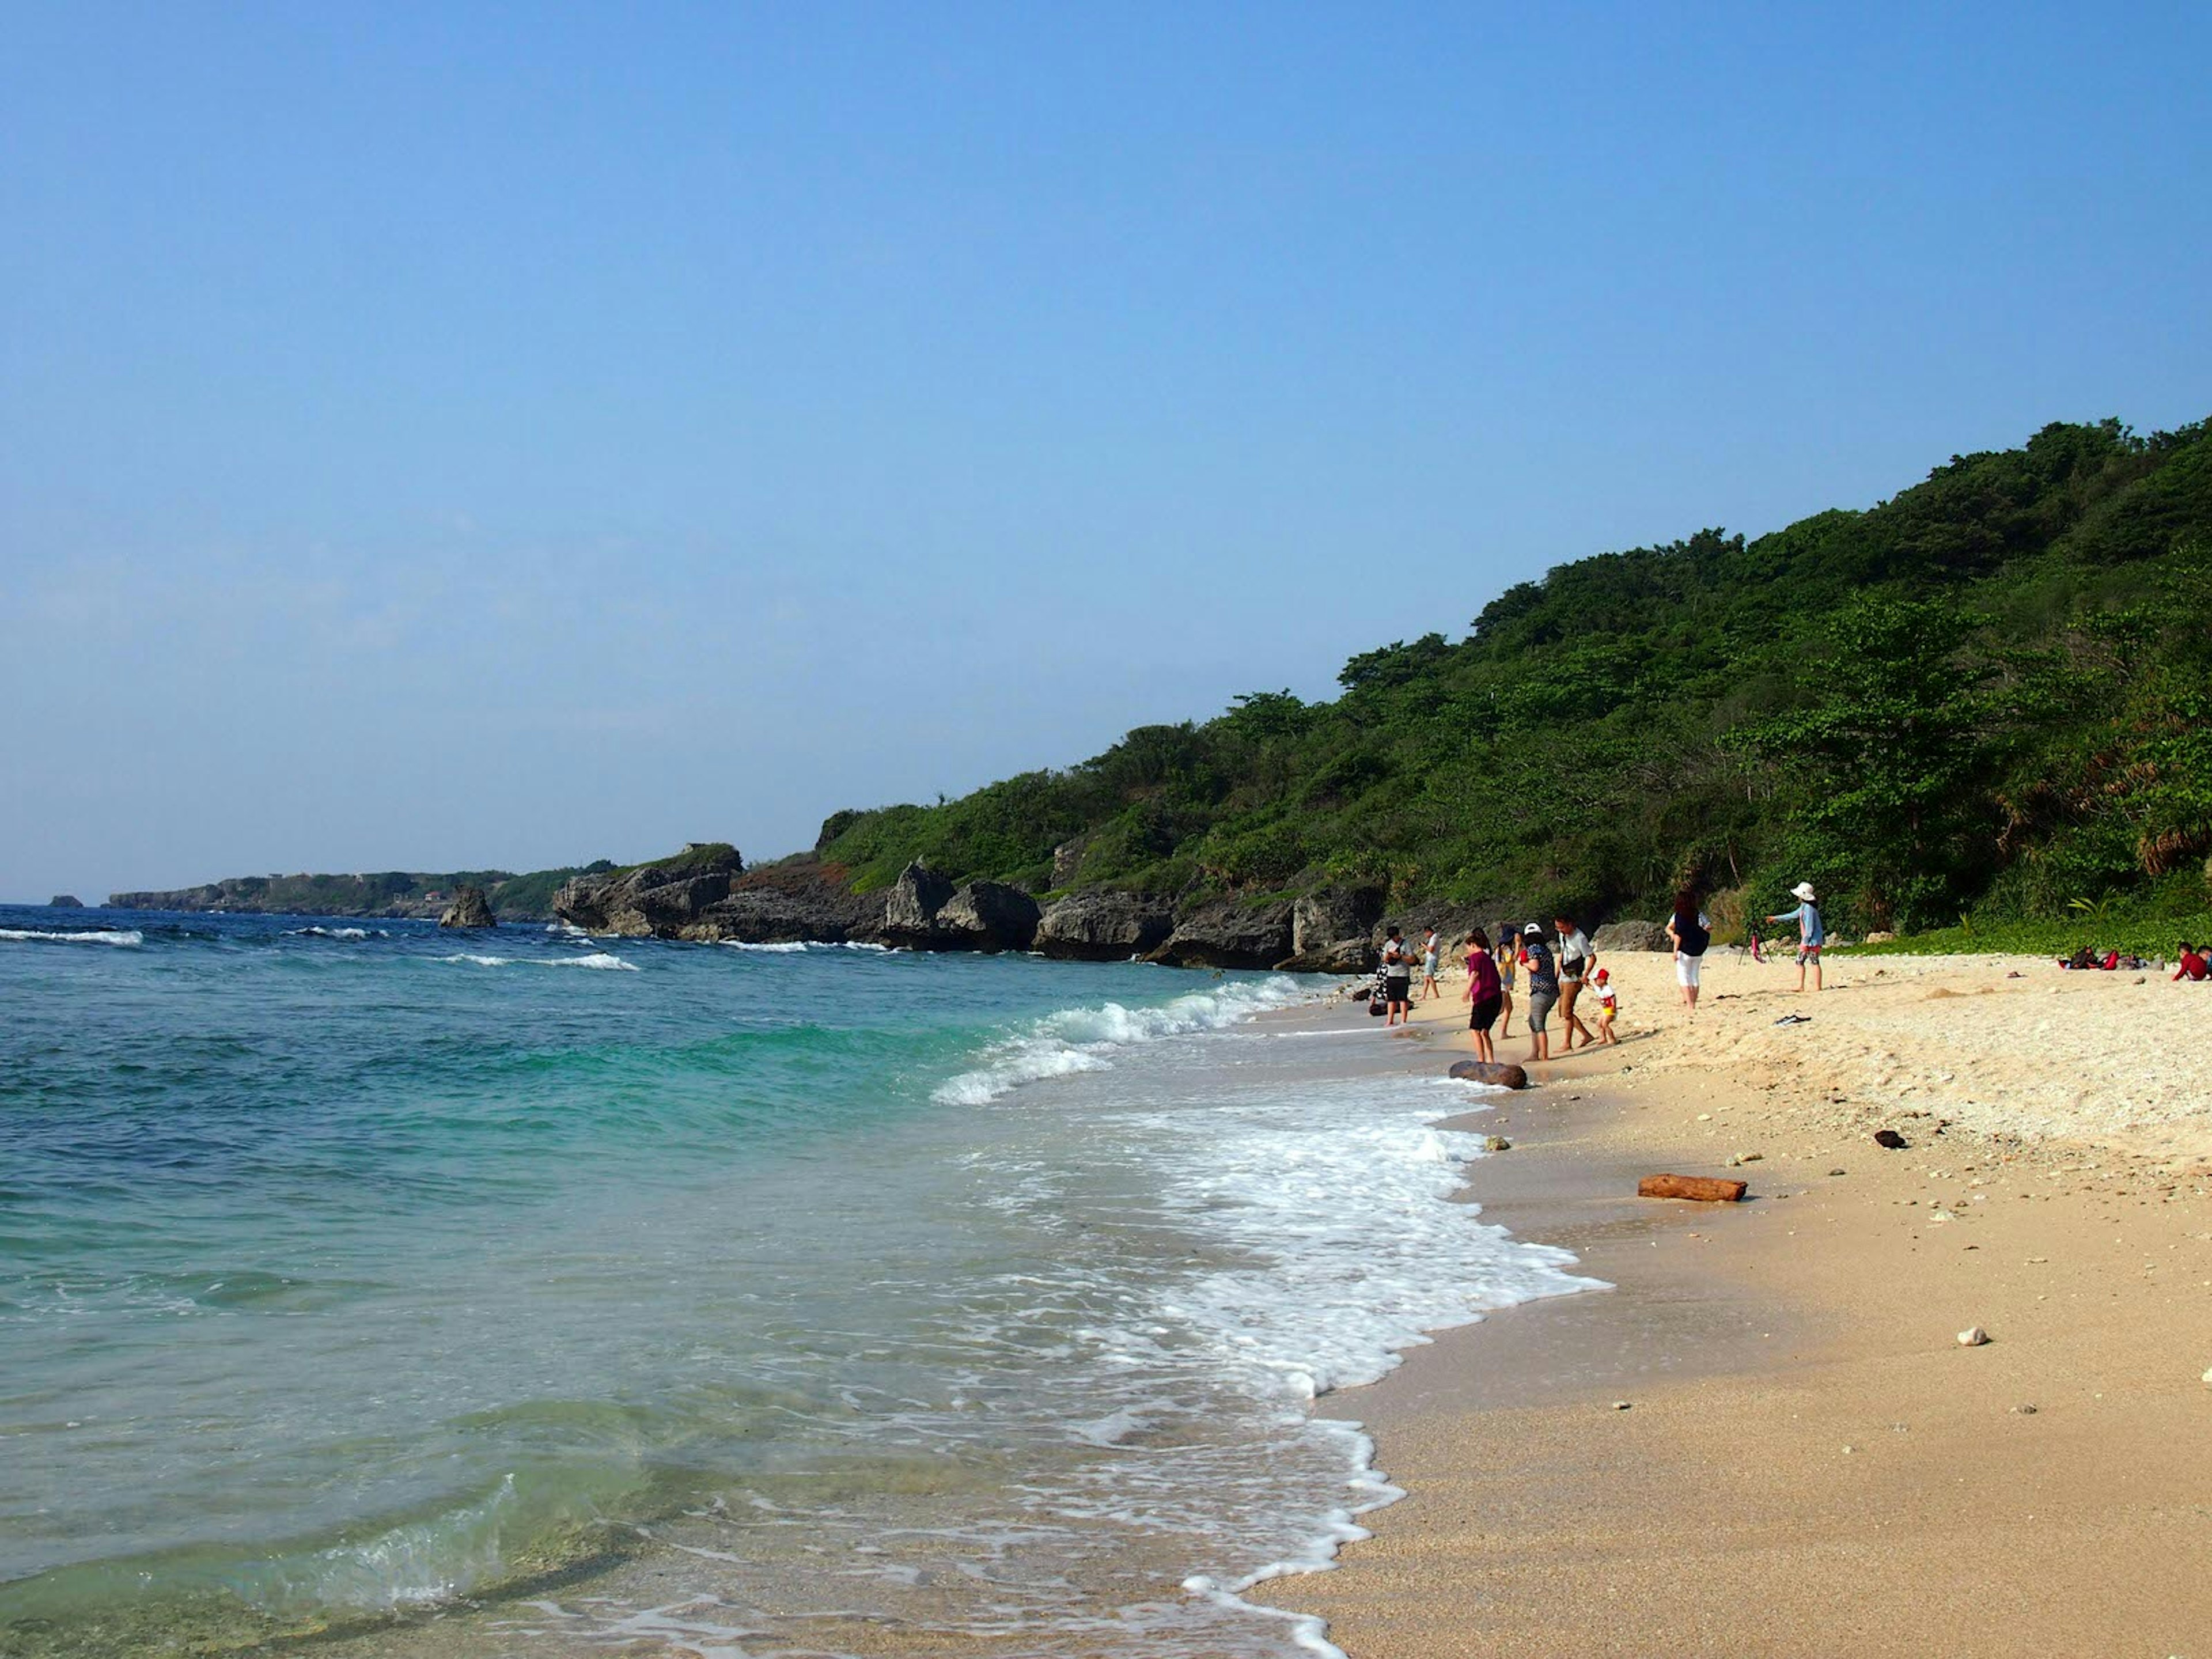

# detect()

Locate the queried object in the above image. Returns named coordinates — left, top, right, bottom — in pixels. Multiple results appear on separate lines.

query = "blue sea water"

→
left=0, top=906, right=1597, bottom=1657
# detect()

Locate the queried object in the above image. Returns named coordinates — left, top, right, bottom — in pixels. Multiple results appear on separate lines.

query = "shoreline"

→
left=1255, top=947, right=2212, bottom=1656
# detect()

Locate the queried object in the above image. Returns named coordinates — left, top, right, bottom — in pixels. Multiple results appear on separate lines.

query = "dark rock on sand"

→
left=1593, top=919, right=1671, bottom=953
left=48, top=895, right=84, bottom=909
left=1034, top=891, right=1175, bottom=960
left=1146, top=898, right=1294, bottom=969
left=1873, top=1128, right=1910, bottom=1150
left=1449, top=1058, right=1530, bottom=1090
left=438, top=886, right=497, bottom=929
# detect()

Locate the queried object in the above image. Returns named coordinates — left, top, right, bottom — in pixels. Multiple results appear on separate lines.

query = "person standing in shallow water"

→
left=1461, top=929, right=1502, bottom=1063
left=1380, top=926, right=1416, bottom=1027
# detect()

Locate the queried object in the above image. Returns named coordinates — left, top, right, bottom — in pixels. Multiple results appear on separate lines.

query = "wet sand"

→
left=1258, top=948, right=2212, bottom=1656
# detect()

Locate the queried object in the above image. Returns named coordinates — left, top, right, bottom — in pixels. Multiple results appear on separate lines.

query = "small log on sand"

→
left=1448, top=1059, right=1530, bottom=1090
left=1637, top=1173, right=1748, bottom=1203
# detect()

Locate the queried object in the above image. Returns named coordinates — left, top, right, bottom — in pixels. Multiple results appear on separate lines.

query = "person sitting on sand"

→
left=1380, top=926, right=1416, bottom=1027
left=2175, top=942, right=2209, bottom=982
left=1666, top=889, right=1710, bottom=1012
left=1420, top=927, right=1443, bottom=1001
left=1765, top=881, right=1826, bottom=992
left=1520, top=923, right=1559, bottom=1062
left=1462, top=929, right=1502, bottom=1063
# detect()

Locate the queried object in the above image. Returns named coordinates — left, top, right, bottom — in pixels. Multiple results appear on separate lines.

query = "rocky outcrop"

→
left=1593, top=919, right=1671, bottom=952
left=879, top=863, right=1038, bottom=952
left=1276, top=887, right=1384, bottom=972
left=48, top=895, right=83, bottom=908
left=1035, top=891, right=1175, bottom=961
left=935, top=882, right=1041, bottom=952
left=438, top=886, right=496, bottom=929
left=1050, top=836, right=1090, bottom=888
left=677, top=859, right=881, bottom=944
left=881, top=862, right=956, bottom=944
left=553, top=846, right=743, bottom=937
left=1146, top=898, right=1295, bottom=969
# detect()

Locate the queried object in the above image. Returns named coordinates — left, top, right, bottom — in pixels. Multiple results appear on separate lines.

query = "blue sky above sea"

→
left=4, top=2, right=2208, bottom=901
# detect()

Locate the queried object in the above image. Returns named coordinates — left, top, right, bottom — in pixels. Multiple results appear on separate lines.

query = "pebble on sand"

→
left=1959, top=1325, right=1990, bottom=1347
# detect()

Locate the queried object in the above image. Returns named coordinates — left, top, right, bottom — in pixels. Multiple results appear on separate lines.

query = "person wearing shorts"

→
left=1764, top=882, right=1825, bottom=992
left=1553, top=915, right=1597, bottom=1050
left=1462, top=929, right=1502, bottom=1064
left=1379, top=926, right=1416, bottom=1027
left=1420, top=928, right=1443, bottom=1001
left=1667, top=889, right=1709, bottom=1012
left=1493, top=922, right=1518, bottom=1037
left=1520, top=923, right=1559, bottom=1062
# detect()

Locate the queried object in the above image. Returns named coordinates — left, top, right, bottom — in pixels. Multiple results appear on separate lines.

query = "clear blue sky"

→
left=5, top=3, right=2207, bottom=902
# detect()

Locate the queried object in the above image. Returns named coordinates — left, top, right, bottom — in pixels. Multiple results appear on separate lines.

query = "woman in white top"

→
left=1552, top=915, right=1597, bottom=1049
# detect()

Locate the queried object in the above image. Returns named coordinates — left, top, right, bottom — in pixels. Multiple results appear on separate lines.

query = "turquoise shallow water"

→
left=0, top=905, right=1596, bottom=1657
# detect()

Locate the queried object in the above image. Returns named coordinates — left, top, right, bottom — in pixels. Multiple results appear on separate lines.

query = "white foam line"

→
left=0, top=927, right=143, bottom=946
left=437, top=952, right=640, bottom=972
left=932, top=976, right=1316, bottom=1106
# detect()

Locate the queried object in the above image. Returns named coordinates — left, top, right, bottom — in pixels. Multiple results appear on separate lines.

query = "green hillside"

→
left=815, top=417, right=2212, bottom=942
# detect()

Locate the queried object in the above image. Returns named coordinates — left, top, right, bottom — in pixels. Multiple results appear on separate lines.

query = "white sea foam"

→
left=715, top=938, right=894, bottom=953
left=932, top=976, right=1314, bottom=1105
left=1128, top=1071, right=1603, bottom=1635
left=289, top=926, right=385, bottom=940
left=438, top=952, right=640, bottom=972
left=0, top=927, right=143, bottom=947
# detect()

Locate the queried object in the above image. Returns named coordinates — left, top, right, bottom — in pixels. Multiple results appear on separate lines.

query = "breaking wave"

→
left=933, top=975, right=1312, bottom=1105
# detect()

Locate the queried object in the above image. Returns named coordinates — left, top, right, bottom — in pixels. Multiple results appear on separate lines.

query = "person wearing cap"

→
left=1765, top=882, right=1827, bottom=992
left=1591, top=967, right=1620, bottom=1045
left=1518, top=922, right=1560, bottom=1062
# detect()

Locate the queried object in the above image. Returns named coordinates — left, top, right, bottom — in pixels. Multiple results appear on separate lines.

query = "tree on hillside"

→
left=1728, top=594, right=1997, bottom=929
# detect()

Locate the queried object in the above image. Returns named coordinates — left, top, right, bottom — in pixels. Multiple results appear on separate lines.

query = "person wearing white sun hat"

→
left=1765, top=881, right=1827, bottom=992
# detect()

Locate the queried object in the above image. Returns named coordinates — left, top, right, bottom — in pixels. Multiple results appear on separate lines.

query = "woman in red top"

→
left=1463, top=929, right=1503, bottom=1064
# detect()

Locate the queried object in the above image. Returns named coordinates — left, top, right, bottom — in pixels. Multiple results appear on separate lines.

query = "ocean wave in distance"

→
left=0, top=927, right=144, bottom=947
left=437, top=952, right=641, bottom=972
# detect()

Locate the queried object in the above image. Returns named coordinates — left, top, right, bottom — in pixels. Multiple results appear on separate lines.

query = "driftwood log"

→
left=1637, top=1173, right=1748, bottom=1203
left=1448, top=1059, right=1530, bottom=1090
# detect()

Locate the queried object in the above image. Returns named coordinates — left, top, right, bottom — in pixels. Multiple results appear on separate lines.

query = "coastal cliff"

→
left=107, top=862, right=607, bottom=921
left=547, top=844, right=1486, bottom=971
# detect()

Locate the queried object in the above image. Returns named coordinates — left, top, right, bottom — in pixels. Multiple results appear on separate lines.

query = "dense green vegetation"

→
left=815, top=418, right=2212, bottom=946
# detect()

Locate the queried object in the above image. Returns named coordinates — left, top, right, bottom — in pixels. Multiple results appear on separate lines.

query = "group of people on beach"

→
left=1371, top=877, right=1834, bottom=1064
left=1377, top=918, right=1619, bottom=1064
left=2059, top=942, right=2208, bottom=979
left=1664, top=880, right=1826, bottom=1010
